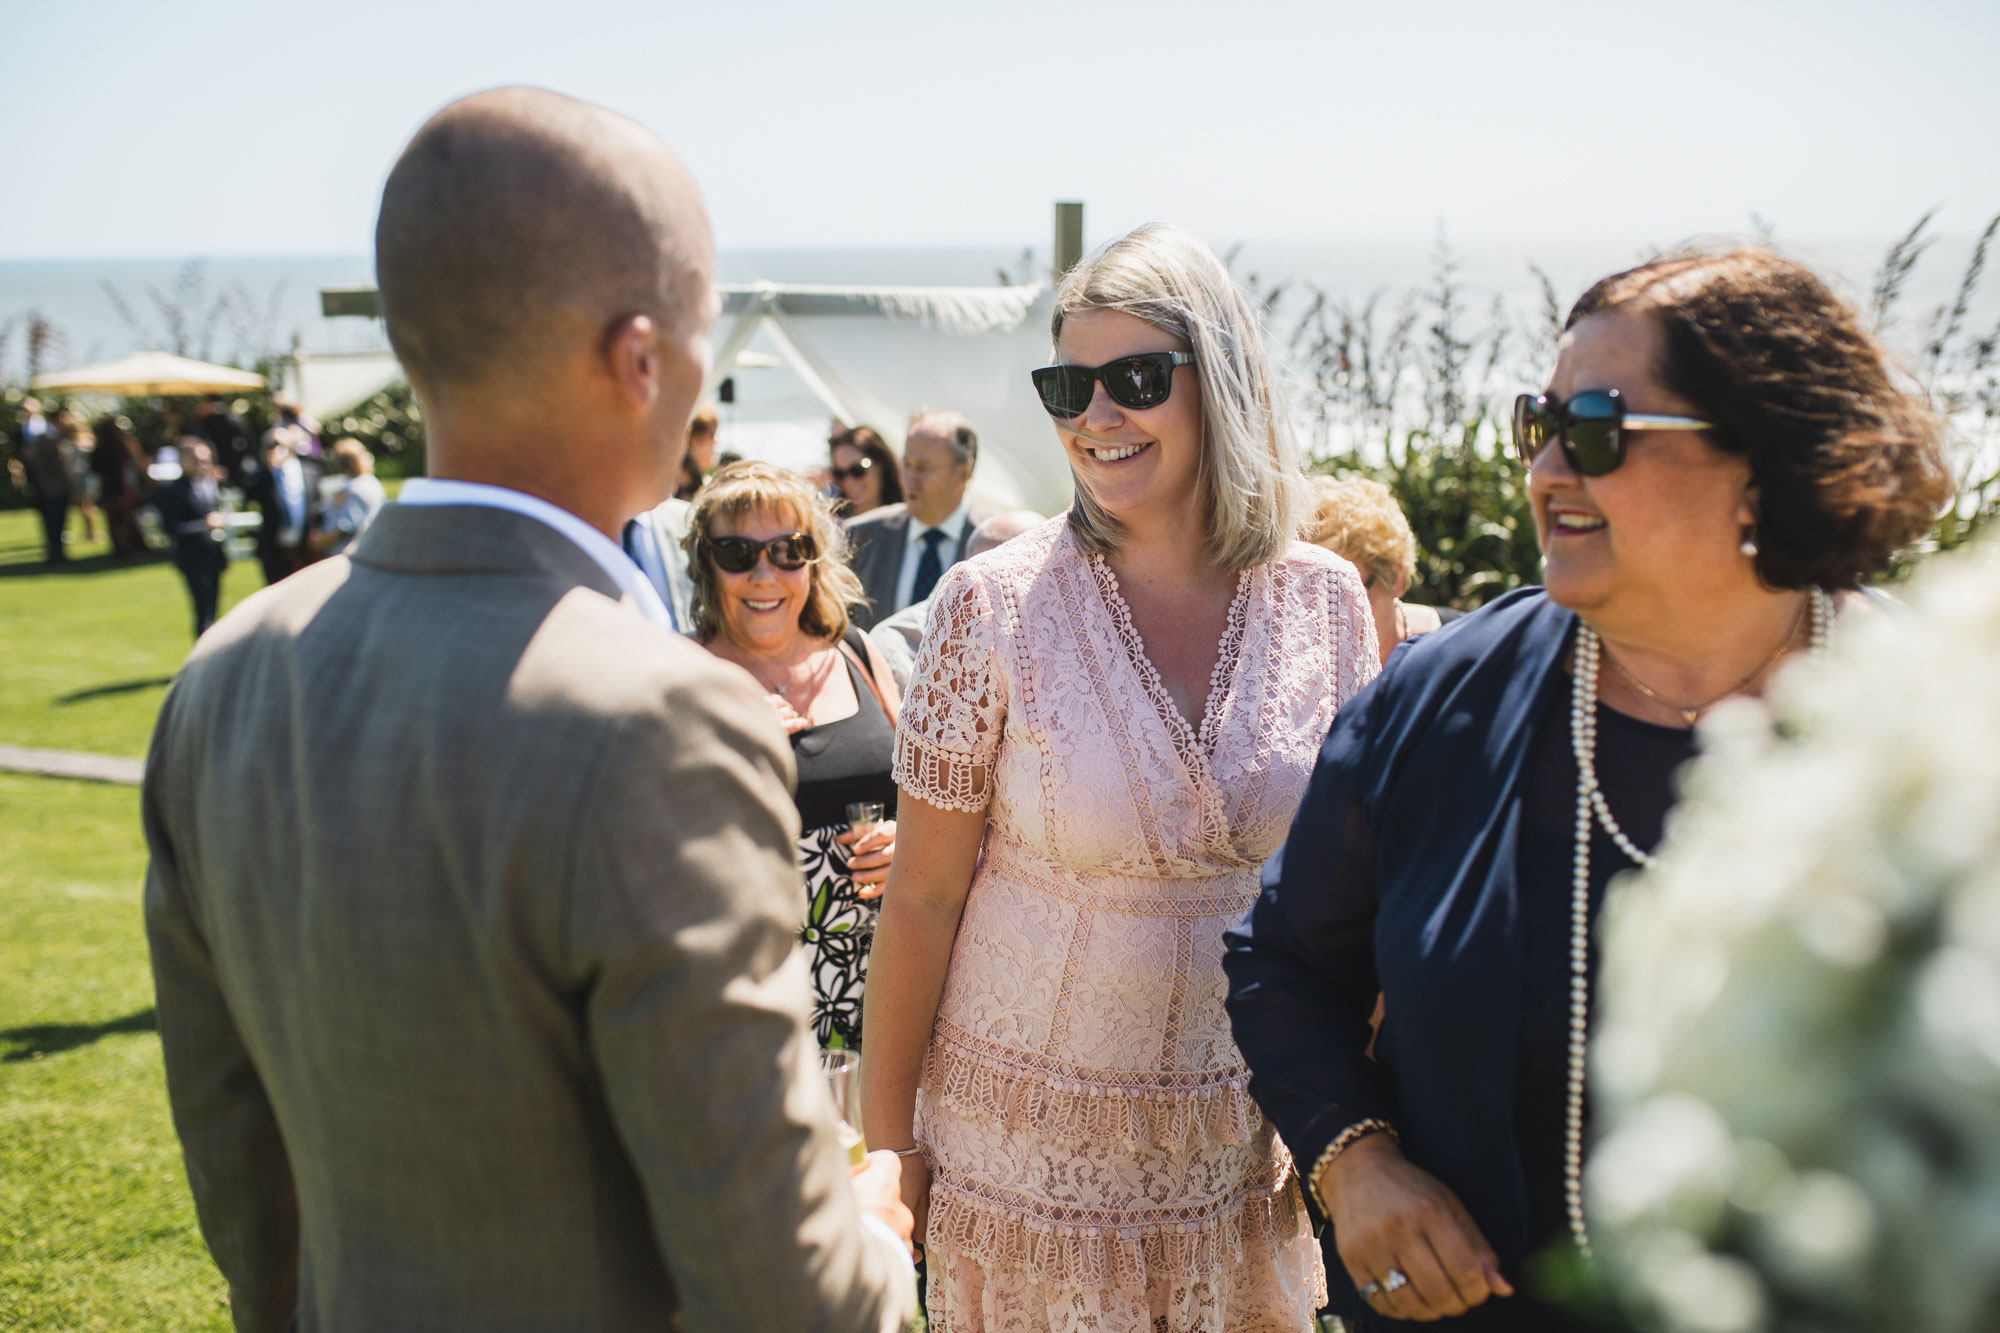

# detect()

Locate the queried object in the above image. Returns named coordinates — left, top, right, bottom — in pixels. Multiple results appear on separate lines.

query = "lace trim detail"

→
left=894, top=727, right=990, bottom=812
left=926, top=1162, right=1311, bottom=1292
left=926, top=1019, right=1263, bottom=1149
left=1089, top=555, right=1252, bottom=766
left=982, top=836, right=1261, bottom=918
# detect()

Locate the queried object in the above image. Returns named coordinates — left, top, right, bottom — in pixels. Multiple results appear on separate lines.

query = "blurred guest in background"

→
left=249, top=423, right=323, bottom=583
left=61, top=412, right=101, bottom=544
left=623, top=481, right=696, bottom=632
left=681, top=403, right=720, bottom=489
left=153, top=438, right=231, bottom=636
left=311, top=438, right=387, bottom=558
left=19, top=401, right=74, bottom=562
left=689, top=460, right=901, bottom=1049
left=91, top=415, right=148, bottom=558
left=829, top=424, right=903, bottom=518
left=1226, top=247, right=1950, bottom=1329
left=868, top=507, right=1041, bottom=693
left=671, top=447, right=704, bottom=503
left=1306, top=474, right=1459, bottom=664
left=273, top=400, right=323, bottom=459
left=842, top=409, right=990, bottom=629
left=196, top=395, right=253, bottom=487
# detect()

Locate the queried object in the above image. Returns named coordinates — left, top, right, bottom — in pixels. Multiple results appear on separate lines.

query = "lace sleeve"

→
left=1332, top=559, right=1380, bottom=703
left=893, top=563, right=1006, bottom=813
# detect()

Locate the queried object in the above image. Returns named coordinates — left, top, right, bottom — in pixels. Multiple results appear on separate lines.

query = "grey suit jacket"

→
left=840, top=502, right=990, bottom=631
left=143, top=502, right=915, bottom=1333
left=632, top=495, right=696, bottom=632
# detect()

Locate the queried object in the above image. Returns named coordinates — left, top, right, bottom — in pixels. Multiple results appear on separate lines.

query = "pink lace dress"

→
left=894, top=520, right=1377, bottom=1333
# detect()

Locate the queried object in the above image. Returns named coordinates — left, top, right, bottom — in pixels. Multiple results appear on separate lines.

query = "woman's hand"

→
left=839, top=820, right=897, bottom=898
left=1319, top=1133, right=1513, bottom=1322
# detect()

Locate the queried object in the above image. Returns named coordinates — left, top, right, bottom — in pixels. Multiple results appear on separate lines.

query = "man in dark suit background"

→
left=151, top=438, right=230, bottom=636
left=143, top=87, right=917, bottom=1333
left=195, top=395, right=254, bottom=488
left=841, top=408, right=992, bottom=630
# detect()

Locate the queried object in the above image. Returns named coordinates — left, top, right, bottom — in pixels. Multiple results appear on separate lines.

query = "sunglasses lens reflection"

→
left=1106, top=356, right=1172, bottom=409
left=1032, top=367, right=1094, bottom=418
left=1565, top=392, right=1622, bottom=475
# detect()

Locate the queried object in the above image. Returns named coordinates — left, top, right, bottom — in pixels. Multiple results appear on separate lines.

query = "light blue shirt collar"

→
left=396, top=478, right=673, bottom=630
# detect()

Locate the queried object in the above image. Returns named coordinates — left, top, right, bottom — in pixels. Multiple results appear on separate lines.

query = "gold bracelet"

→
left=1307, top=1118, right=1399, bottom=1216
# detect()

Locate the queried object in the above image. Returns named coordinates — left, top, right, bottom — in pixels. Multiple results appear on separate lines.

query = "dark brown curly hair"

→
left=1566, top=248, right=1951, bottom=589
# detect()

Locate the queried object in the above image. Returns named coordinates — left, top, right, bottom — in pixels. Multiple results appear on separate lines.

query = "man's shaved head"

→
left=375, top=88, right=712, bottom=394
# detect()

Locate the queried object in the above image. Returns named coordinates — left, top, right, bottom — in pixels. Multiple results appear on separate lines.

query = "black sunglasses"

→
left=706, top=532, right=819, bottom=574
left=830, top=459, right=875, bottom=482
left=1512, top=389, right=1711, bottom=476
left=1031, top=351, right=1196, bottom=419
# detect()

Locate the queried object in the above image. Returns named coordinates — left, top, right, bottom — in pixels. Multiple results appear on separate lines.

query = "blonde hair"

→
left=1304, top=474, right=1416, bottom=590
left=683, top=460, right=865, bottom=644
left=1051, top=223, right=1306, bottom=572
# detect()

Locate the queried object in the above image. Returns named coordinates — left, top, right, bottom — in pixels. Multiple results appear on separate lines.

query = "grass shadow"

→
left=55, top=678, right=177, bottom=706
left=0, top=551, right=170, bottom=579
left=2, top=1007, right=158, bottom=1061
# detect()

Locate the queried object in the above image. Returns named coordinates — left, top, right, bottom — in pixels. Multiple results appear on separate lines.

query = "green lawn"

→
left=0, top=507, right=255, bottom=758
left=0, top=506, right=239, bottom=1328
left=0, top=770, right=231, bottom=1330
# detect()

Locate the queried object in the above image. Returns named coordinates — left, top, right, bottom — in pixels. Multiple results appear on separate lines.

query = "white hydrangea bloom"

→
left=1590, top=539, right=2000, bottom=1333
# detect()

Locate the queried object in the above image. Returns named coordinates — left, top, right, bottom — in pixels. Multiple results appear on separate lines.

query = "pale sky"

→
left=5, top=0, right=1997, bottom=258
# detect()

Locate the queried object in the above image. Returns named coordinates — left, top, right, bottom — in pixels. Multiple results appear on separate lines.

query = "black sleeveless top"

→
left=1515, top=690, right=1696, bottom=1275
left=790, top=628, right=899, bottom=831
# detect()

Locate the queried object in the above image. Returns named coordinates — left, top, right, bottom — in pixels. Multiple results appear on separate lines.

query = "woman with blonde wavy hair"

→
left=861, top=223, right=1377, bottom=1331
left=687, top=460, right=903, bottom=1049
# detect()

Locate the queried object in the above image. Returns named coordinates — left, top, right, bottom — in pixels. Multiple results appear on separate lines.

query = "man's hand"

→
left=765, top=694, right=813, bottom=735
left=852, top=1149, right=916, bottom=1258
left=1320, top=1133, right=1513, bottom=1322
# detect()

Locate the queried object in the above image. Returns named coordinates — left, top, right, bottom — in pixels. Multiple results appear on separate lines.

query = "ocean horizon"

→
left=5, top=232, right=1989, bottom=380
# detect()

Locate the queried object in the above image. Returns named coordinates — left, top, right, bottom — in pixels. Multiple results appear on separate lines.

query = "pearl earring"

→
left=1740, top=531, right=1759, bottom=558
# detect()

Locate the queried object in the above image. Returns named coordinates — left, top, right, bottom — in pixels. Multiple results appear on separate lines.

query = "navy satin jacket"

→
left=1224, top=588, right=1584, bottom=1326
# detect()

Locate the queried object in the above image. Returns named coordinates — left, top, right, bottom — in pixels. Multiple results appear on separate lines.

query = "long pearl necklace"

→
left=1562, top=587, right=1833, bottom=1256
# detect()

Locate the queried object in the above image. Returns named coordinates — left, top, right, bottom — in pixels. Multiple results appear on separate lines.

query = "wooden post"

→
left=1053, top=202, right=1084, bottom=284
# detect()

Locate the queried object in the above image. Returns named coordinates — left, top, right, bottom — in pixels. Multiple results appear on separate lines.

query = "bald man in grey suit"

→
left=142, top=89, right=916, bottom=1333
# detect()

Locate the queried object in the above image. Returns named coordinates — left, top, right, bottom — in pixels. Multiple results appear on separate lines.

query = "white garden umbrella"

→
left=30, top=351, right=266, bottom=396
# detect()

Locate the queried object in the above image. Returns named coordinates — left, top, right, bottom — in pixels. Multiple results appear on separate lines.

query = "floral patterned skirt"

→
left=799, top=824, right=880, bottom=1049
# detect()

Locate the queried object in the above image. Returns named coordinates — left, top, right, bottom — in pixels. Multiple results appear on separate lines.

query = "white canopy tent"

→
left=32, top=350, right=266, bottom=396
left=286, top=280, right=1075, bottom=515
left=711, top=281, right=1069, bottom=514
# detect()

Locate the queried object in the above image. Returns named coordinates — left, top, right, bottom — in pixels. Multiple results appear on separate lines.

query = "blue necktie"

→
left=911, top=527, right=948, bottom=605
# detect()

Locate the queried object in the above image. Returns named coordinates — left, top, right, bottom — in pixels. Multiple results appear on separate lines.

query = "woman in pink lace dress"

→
left=862, top=224, right=1377, bottom=1333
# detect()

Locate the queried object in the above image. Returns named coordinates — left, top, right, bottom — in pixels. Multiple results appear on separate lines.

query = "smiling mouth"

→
left=743, top=599, right=785, bottom=611
left=1086, top=440, right=1152, bottom=463
left=1550, top=512, right=1607, bottom=534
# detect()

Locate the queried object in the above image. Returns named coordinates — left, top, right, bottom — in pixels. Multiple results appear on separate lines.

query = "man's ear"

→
left=604, top=312, right=661, bottom=412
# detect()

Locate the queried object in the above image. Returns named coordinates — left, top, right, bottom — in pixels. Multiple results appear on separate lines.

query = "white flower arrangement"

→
left=1589, top=538, right=2000, bottom=1333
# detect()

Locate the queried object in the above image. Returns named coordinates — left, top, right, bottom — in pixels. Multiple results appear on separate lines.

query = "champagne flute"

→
left=846, top=801, right=886, bottom=843
left=820, top=1048, right=866, bottom=1167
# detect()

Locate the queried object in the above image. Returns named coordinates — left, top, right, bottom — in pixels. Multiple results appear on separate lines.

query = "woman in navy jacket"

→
left=1224, top=248, right=1948, bottom=1328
